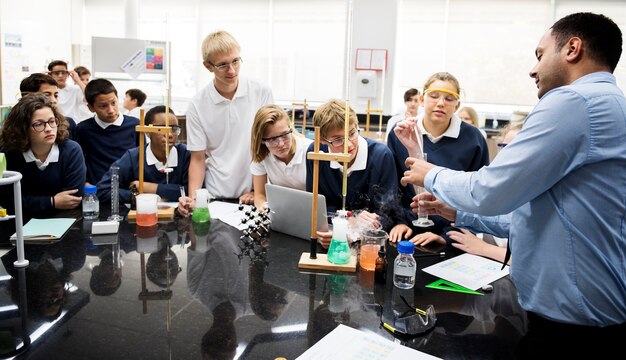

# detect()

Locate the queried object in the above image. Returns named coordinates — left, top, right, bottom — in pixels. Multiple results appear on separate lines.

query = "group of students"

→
left=0, top=10, right=624, bottom=354
left=0, top=73, right=179, bottom=220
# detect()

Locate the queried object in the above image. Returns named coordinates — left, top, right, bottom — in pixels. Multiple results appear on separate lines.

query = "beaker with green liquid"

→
left=192, top=189, right=211, bottom=223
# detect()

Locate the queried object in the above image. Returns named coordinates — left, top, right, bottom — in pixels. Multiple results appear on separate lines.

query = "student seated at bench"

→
left=0, top=94, right=85, bottom=217
left=96, top=106, right=190, bottom=203
left=305, top=99, right=401, bottom=247
left=73, top=79, right=139, bottom=185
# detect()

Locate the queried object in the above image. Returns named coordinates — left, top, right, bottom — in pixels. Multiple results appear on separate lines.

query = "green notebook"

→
left=10, top=218, right=77, bottom=245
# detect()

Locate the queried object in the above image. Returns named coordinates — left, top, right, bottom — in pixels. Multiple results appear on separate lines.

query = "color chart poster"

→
left=145, top=46, right=164, bottom=70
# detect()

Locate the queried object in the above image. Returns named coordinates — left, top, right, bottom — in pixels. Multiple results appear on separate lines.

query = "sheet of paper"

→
left=208, top=201, right=251, bottom=230
left=120, top=49, right=145, bottom=79
left=296, top=324, right=440, bottom=360
left=11, top=218, right=76, bottom=240
left=421, top=253, right=509, bottom=290
left=356, top=49, right=372, bottom=69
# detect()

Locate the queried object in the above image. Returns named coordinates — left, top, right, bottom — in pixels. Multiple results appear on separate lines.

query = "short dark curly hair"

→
left=0, top=94, right=69, bottom=152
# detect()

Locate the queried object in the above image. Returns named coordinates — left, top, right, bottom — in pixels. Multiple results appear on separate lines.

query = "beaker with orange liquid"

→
left=359, top=229, right=388, bottom=271
left=136, top=194, right=158, bottom=226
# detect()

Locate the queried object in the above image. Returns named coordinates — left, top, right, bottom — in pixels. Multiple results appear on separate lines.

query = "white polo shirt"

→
left=250, top=135, right=312, bottom=190
left=186, top=77, right=273, bottom=199
left=58, top=84, right=92, bottom=122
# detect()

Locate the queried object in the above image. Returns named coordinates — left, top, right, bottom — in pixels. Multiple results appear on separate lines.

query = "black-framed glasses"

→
left=50, top=70, right=69, bottom=76
left=323, top=128, right=359, bottom=147
left=262, top=129, right=292, bottom=146
left=208, top=57, right=242, bottom=72
left=31, top=118, right=58, bottom=132
left=497, top=143, right=507, bottom=149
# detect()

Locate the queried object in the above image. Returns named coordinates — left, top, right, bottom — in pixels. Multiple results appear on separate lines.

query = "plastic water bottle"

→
left=82, top=185, right=99, bottom=220
left=393, top=241, right=416, bottom=289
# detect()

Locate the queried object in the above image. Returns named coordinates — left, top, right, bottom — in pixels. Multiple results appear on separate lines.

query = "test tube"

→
left=412, top=153, right=434, bottom=228
left=108, top=166, right=124, bottom=221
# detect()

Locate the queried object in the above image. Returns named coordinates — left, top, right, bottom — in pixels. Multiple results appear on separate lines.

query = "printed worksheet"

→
left=422, top=253, right=509, bottom=290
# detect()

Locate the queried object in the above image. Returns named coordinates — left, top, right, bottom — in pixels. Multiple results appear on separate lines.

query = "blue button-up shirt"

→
left=425, top=72, right=626, bottom=326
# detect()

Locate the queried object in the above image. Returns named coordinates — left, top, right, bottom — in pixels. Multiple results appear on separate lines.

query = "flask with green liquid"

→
left=192, top=189, right=211, bottom=223
left=327, top=210, right=351, bottom=264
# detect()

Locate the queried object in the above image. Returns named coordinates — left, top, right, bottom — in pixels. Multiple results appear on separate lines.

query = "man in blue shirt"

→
left=400, top=12, right=626, bottom=354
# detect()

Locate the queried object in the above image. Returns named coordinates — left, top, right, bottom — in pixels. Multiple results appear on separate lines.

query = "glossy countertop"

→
left=0, top=204, right=527, bottom=359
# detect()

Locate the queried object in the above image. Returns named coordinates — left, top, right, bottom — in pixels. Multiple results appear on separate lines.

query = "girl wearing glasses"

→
left=96, top=106, right=191, bottom=203
left=0, top=94, right=86, bottom=217
left=250, top=104, right=313, bottom=210
left=387, top=72, right=490, bottom=244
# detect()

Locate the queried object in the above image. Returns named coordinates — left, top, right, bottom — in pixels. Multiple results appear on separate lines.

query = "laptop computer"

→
left=265, top=183, right=329, bottom=240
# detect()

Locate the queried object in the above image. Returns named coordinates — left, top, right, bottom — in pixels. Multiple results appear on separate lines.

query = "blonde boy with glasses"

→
left=179, top=31, right=273, bottom=215
left=306, top=99, right=400, bottom=247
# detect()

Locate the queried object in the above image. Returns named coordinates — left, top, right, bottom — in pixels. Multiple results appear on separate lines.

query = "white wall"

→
left=0, top=0, right=74, bottom=104
left=349, top=0, right=399, bottom=114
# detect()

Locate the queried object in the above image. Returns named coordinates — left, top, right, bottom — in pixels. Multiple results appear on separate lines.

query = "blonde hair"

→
left=201, top=30, right=240, bottom=63
left=423, top=72, right=461, bottom=94
left=458, top=106, right=480, bottom=127
left=250, top=105, right=296, bottom=163
left=312, top=99, right=358, bottom=139
left=503, top=120, right=524, bottom=135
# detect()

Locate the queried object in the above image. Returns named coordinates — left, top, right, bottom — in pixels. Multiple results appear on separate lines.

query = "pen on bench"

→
left=414, top=251, right=445, bottom=258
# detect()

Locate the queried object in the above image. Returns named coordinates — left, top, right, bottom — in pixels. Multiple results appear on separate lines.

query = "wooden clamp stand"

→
left=127, top=109, right=175, bottom=221
left=298, top=126, right=357, bottom=272
left=365, top=99, right=384, bottom=141
left=291, top=99, right=308, bottom=136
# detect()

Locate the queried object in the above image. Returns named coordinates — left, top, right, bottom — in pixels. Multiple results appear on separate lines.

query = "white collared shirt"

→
left=95, top=112, right=124, bottom=129
left=329, top=135, right=368, bottom=175
left=250, top=135, right=313, bottom=190
left=23, top=144, right=60, bottom=170
left=418, top=114, right=462, bottom=143
left=124, top=107, right=142, bottom=119
left=58, top=84, right=92, bottom=122
left=185, top=77, right=274, bottom=198
left=146, top=145, right=178, bottom=172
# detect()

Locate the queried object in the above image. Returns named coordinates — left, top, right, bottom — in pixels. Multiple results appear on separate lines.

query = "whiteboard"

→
left=91, top=36, right=167, bottom=76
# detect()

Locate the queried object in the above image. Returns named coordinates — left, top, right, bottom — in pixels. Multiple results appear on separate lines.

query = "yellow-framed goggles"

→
left=424, top=88, right=460, bottom=103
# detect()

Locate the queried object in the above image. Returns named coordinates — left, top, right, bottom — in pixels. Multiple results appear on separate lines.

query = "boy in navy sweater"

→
left=305, top=99, right=400, bottom=247
left=96, top=105, right=190, bottom=203
left=74, top=79, right=139, bottom=185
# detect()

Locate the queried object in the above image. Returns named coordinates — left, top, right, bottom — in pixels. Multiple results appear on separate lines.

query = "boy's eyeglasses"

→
left=324, top=128, right=359, bottom=147
left=208, top=57, right=242, bottom=72
left=31, top=118, right=58, bottom=132
left=50, top=70, right=69, bottom=76
left=262, top=129, right=292, bottom=146
left=170, top=125, right=182, bottom=136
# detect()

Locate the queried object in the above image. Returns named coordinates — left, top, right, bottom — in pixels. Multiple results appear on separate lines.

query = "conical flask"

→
left=327, top=210, right=351, bottom=264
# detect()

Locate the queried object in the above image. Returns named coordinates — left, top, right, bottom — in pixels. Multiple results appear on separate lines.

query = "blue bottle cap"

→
left=398, top=240, right=415, bottom=254
left=84, top=185, right=97, bottom=194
